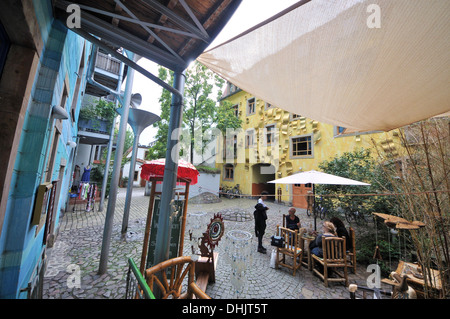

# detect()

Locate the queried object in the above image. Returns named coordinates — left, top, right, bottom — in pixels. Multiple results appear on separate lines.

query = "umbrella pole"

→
left=313, top=184, right=317, bottom=231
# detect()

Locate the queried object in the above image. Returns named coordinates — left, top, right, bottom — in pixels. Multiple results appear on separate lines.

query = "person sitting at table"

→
left=309, top=221, right=337, bottom=258
left=330, top=216, right=352, bottom=251
left=285, top=207, right=301, bottom=230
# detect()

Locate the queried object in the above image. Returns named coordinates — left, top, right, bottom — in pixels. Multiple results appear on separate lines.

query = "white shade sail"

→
left=268, top=170, right=370, bottom=186
left=198, top=0, right=450, bottom=133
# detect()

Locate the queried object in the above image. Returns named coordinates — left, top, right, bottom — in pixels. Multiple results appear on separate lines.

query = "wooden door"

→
left=292, top=183, right=312, bottom=209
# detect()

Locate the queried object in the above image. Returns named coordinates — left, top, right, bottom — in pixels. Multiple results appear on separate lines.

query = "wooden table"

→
left=301, top=235, right=316, bottom=270
left=381, top=260, right=443, bottom=298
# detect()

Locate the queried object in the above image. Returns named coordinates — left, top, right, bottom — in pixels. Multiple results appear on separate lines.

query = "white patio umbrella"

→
left=268, top=170, right=370, bottom=229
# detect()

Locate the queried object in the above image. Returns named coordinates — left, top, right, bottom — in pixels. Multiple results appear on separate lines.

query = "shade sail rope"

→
left=211, top=188, right=450, bottom=198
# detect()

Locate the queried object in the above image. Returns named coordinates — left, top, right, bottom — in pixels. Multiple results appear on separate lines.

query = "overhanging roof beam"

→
left=178, top=0, right=209, bottom=39
left=113, top=0, right=184, bottom=65
left=58, top=0, right=201, bottom=39
left=80, top=10, right=185, bottom=70
left=71, top=27, right=182, bottom=98
left=140, top=0, right=210, bottom=43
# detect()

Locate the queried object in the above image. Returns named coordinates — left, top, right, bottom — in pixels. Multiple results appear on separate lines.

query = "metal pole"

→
left=119, top=108, right=160, bottom=239
left=98, top=51, right=136, bottom=275
left=313, top=183, right=317, bottom=231
left=99, top=60, right=125, bottom=212
left=121, top=130, right=139, bottom=238
left=98, top=113, right=117, bottom=212
left=152, top=70, right=185, bottom=269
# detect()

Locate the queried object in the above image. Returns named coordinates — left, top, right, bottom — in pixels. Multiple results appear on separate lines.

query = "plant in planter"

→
left=79, top=99, right=117, bottom=132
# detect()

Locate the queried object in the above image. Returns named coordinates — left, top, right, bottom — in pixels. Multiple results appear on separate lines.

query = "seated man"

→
left=285, top=207, right=300, bottom=230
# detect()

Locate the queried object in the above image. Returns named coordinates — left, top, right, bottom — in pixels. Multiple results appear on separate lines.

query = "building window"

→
left=291, top=113, right=301, bottom=121
left=247, top=97, right=255, bottom=115
left=265, top=102, right=274, bottom=110
left=266, top=124, right=276, bottom=145
left=232, top=104, right=239, bottom=117
left=290, top=134, right=313, bottom=157
left=245, top=129, right=255, bottom=148
left=224, top=164, right=234, bottom=180
left=70, top=43, right=85, bottom=121
left=61, top=83, right=69, bottom=110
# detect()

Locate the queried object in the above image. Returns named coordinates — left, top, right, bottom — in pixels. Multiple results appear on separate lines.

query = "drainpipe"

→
left=98, top=51, right=136, bottom=275
left=73, top=28, right=187, bottom=275
left=98, top=61, right=125, bottom=212
left=151, top=70, right=186, bottom=268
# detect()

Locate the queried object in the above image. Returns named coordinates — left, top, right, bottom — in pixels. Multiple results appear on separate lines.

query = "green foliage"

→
left=79, top=99, right=117, bottom=124
left=146, top=67, right=173, bottom=161
left=316, top=148, right=409, bottom=274
left=357, top=235, right=402, bottom=277
left=146, top=62, right=241, bottom=163
left=215, top=99, right=242, bottom=134
left=183, top=62, right=223, bottom=162
left=195, top=165, right=220, bottom=174
left=316, top=148, right=394, bottom=219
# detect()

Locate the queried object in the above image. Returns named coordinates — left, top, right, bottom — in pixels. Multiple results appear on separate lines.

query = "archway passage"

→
left=251, top=164, right=275, bottom=201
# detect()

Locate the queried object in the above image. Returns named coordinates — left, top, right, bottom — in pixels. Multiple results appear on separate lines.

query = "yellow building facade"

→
left=216, top=84, right=399, bottom=209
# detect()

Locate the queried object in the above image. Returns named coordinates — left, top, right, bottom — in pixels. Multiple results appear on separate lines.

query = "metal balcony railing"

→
left=78, top=117, right=111, bottom=135
left=95, top=51, right=121, bottom=75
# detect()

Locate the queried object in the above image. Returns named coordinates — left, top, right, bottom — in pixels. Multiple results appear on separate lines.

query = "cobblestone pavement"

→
left=43, top=187, right=380, bottom=299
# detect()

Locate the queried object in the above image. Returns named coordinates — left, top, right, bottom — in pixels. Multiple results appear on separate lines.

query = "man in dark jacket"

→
left=254, top=191, right=269, bottom=253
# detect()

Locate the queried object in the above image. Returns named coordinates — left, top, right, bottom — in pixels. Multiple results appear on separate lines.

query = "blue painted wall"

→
left=0, top=0, right=92, bottom=298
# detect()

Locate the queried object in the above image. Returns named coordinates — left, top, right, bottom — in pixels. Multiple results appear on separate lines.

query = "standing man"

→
left=254, top=191, right=269, bottom=253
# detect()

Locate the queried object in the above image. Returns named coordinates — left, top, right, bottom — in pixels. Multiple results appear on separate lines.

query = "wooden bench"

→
left=195, top=252, right=219, bottom=293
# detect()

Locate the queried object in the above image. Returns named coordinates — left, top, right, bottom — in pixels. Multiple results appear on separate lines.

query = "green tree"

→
left=215, top=99, right=242, bottom=134
left=146, top=62, right=241, bottom=163
left=183, top=61, right=219, bottom=162
left=316, top=148, right=393, bottom=217
left=146, top=67, right=174, bottom=160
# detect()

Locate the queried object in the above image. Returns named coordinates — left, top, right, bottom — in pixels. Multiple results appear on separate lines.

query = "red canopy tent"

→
left=139, top=158, right=199, bottom=273
left=140, top=158, right=199, bottom=185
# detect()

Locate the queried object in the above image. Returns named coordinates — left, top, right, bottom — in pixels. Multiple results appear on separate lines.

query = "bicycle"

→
left=343, top=205, right=368, bottom=225
left=228, top=184, right=241, bottom=199
left=306, top=195, right=328, bottom=220
left=220, top=185, right=230, bottom=198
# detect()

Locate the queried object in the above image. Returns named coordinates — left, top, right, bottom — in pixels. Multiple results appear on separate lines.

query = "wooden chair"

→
left=275, top=226, right=303, bottom=276
left=347, top=227, right=357, bottom=273
left=145, top=256, right=211, bottom=299
left=312, top=236, right=348, bottom=287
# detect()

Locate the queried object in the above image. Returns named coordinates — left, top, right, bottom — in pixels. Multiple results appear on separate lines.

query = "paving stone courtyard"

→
left=43, top=187, right=383, bottom=300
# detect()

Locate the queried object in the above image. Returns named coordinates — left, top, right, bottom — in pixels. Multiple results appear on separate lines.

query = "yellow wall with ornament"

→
left=216, top=86, right=399, bottom=207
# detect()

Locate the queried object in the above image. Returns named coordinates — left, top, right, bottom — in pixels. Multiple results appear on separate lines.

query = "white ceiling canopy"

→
left=198, top=0, right=450, bottom=133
